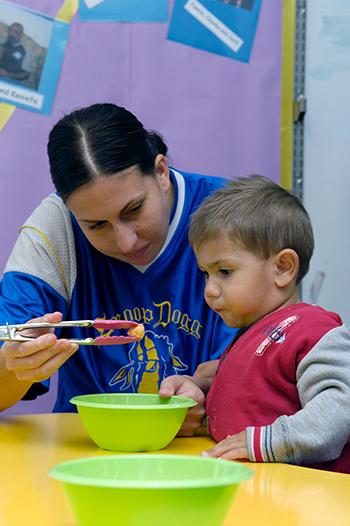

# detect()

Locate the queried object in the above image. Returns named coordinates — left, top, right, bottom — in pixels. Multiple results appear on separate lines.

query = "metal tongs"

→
left=0, top=319, right=144, bottom=346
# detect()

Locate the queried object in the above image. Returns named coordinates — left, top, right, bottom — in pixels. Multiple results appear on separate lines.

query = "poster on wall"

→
left=79, top=0, right=168, bottom=23
left=168, top=0, right=262, bottom=62
left=0, top=0, right=70, bottom=115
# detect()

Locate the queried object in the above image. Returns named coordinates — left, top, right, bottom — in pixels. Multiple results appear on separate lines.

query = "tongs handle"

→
left=92, top=320, right=140, bottom=330
left=0, top=319, right=144, bottom=346
left=95, top=336, right=138, bottom=345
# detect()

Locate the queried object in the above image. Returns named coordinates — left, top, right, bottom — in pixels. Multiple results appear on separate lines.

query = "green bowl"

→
left=70, top=393, right=197, bottom=451
left=49, top=454, right=253, bottom=526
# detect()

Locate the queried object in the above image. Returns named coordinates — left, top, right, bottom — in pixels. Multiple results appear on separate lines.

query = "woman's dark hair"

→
left=47, top=103, right=168, bottom=200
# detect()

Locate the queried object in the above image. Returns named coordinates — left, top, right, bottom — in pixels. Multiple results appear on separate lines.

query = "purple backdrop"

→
left=1, top=0, right=282, bottom=414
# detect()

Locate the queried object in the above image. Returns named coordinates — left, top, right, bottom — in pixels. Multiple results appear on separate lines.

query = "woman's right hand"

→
left=2, top=311, right=79, bottom=384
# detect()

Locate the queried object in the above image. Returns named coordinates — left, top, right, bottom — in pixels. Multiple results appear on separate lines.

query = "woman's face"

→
left=66, top=155, right=174, bottom=266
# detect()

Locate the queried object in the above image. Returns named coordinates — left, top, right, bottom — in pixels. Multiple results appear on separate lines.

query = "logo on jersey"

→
left=255, top=315, right=299, bottom=356
left=109, top=330, right=188, bottom=392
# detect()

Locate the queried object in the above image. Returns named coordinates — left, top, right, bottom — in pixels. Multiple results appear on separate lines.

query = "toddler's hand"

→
left=202, top=430, right=249, bottom=460
left=159, top=375, right=205, bottom=437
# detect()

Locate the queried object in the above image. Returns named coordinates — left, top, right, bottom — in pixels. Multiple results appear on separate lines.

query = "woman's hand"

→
left=159, top=375, right=206, bottom=437
left=2, top=311, right=79, bottom=383
left=193, top=359, right=219, bottom=393
left=193, top=359, right=219, bottom=381
left=201, top=431, right=249, bottom=460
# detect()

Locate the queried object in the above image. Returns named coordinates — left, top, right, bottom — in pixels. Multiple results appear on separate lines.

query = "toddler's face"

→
left=195, top=234, right=277, bottom=328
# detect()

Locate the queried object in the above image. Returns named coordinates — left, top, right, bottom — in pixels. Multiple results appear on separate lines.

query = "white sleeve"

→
left=4, top=194, right=77, bottom=303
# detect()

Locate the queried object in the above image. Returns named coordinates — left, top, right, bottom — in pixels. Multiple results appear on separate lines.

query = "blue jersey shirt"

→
left=0, top=169, right=237, bottom=411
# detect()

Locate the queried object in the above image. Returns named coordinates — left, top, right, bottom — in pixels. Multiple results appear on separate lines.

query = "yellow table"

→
left=0, top=413, right=349, bottom=526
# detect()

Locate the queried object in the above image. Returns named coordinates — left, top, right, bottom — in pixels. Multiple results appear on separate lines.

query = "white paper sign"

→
left=0, top=81, right=43, bottom=109
left=184, top=0, right=244, bottom=53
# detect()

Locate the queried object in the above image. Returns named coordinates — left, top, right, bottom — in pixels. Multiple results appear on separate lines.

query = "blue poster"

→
left=79, top=0, right=168, bottom=23
left=168, top=0, right=262, bottom=62
left=0, top=0, right=69, bottom=115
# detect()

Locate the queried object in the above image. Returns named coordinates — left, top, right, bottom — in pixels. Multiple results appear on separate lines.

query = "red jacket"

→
left=206, top=303, right=350, bottom=473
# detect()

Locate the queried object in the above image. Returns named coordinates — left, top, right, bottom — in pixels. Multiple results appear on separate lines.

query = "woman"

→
left=0, top=103, right=235, bottom=414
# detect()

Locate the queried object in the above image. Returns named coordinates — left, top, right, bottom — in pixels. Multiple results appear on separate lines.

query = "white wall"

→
left=303, top=0, right=350, bottom=326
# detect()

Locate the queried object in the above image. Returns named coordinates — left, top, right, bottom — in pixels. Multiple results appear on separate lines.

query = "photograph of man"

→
left=219, top=0, right=255, bottom=10
left=0, top=22, right=30, bottom=82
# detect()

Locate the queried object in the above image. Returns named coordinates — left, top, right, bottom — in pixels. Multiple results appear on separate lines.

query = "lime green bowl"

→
left=49, top=454, right=253, bottom=526
left=70, top=393, right=197, bottom=451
